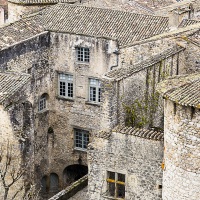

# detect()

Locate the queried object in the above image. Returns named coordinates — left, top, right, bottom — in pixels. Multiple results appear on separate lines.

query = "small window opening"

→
left=106, top=171, right=125, bottom=199
left=38, top=93, right=48, bottom=112
left=76, top=47, right=90, bottom=62
left=158, top=185, right=162, bottom=189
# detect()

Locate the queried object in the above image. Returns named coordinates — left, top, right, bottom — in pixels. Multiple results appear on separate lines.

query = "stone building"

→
left=88, top=127, right=164, bottom=200
left=0, top=1, right=200, bottom=199
left=0, top=72, right=33, bottom=200
left=157, top=73, right=200, bottom=200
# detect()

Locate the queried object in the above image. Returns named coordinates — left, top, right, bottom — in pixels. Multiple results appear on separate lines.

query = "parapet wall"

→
left=88, top=128, right=164, bottom=200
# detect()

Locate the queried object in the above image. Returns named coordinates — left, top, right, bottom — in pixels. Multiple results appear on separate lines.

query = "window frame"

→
left=74, top=129, right=89, bottom=151
left=76, top=47, right=90, bottom=63
left=58, top=73, right=74, bottom=99
left=38, top=95, right=47, bottom=112
left=88, top=78, right=101, bottom=104
left=106, top=171, right=126, bottom=200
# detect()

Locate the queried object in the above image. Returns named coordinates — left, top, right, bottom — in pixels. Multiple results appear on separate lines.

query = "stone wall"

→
left=0, top=32, right=50, bottom=72
left=163, top=100, right=200, bottom=200
left=8, top=2, right=45, bottom=22
left=0, top=83, right=35, bottom=199
left=27, top=33, right=117, bottom=197
left=101, top=47, right=186, bottom=130
left=119, top=38, right=176, bottom=67
left=88, top=131, right=164, bottom=200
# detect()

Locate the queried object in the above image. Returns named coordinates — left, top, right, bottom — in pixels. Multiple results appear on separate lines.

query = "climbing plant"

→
left=123, top=92, right=160, bottom=128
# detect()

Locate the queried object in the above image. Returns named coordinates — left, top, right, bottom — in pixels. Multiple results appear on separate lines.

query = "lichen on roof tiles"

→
left=0, top=13, right=44, bottom=50
left=43, top=3, right=169, bottom=46
left=156, top=73, right=200, bottom=108
left=0, top=72, right=31, bottom=103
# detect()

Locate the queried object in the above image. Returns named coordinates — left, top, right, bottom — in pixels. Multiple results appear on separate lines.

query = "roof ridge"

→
left=54, top=3, right=169, bottom=18
left=112, top=125, right=164, bottom=141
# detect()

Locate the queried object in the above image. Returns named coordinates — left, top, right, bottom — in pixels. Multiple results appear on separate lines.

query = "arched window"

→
left=50, top=173, right=59, bottom=192
left=41, top=175, right=48, bottom=193
left=38, top=93, right=49, bottom=112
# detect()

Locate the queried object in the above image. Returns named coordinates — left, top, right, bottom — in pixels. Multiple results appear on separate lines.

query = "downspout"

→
left=110, top=48, right=120, bottom=71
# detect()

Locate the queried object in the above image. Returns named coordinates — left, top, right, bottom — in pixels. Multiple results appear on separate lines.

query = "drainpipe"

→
left=110, top=48, right=120, bottom=71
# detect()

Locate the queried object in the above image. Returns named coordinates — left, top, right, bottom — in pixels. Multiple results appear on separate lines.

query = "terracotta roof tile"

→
left=43, top=4, right=169, bottom=46
left=113, top=125, right=164, bottom=141
left=179, top=19, right=200, bottom=28
left=0, top=72, right=31, bottom=103
left=0, top=13, right=44, bottom=50
left=157, top=73, right=200, bottom=108
left=8, top=0, right=77, bottom=4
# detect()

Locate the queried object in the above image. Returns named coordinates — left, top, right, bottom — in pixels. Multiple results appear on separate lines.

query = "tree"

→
left=0, top=141, right=39, bottom=200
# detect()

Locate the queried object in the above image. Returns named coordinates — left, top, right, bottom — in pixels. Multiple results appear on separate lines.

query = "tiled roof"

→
left=113, top=126, right=164, bottom=141
left=0, top=72, right=31, bottom=103
left=8, top=0, right=77, bottom=4
left=0, top=13, right=44, bottom=50
left=179, top=19, right=200, bottom=28
left=95, top=126, right=164, bottom=141
left=157, top=73, right=200, bottom=108
left=43, top=4, right=169, bottom=46
left=105, top=46, right=185, bottom=80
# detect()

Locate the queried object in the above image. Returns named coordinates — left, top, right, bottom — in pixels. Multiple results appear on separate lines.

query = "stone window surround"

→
left=38, top=93, right=48, bottom=112
left=58, top=72, right=74, bottom=100
left=103, top=171, right=126, bottom=200
left=88, top=77, right=101, bottom=104
left=74, top=128, right=89, bottom=151
left=76, top=47, right=90, bottom=63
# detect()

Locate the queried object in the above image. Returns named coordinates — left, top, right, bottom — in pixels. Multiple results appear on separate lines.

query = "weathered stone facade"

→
left=0, top=2, right=200, bottom=199
left=88, top=127, right=164, bottom=200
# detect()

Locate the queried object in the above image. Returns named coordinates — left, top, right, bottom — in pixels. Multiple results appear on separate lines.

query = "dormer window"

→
left=76, top=47, right=90, bottom=62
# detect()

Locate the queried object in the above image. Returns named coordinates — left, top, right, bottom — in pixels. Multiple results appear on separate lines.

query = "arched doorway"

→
left=50, top=173, right=59, bottom=193
left=63, top=165, right=88, bottom=186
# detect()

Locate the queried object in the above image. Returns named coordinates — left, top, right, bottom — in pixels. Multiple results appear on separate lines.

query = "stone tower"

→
left=157, top=73, right=200, bottom=200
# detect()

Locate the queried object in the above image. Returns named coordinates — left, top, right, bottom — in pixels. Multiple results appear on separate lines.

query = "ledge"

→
left=56, top=96, right=74, bottom=102
left=85, top=101, right=101, bottom=107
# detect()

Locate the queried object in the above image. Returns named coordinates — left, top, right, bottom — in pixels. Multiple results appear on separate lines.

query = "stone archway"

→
left=63, top=164, right=88, bottom=186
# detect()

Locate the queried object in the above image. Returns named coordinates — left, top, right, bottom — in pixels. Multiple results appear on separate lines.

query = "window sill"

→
left=38, top=109, right=49, bottom=114
left=85, top=101, right=101, bottom=107
left=76, top=62, right=90, bottom=65
left=102, top=196, right=125, bottom=200
left=56, top=96, right=74, bottom=102
left=73, top=147, right=87, bottom=152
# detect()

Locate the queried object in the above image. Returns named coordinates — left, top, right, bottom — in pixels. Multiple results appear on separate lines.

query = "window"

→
left=76, top=47, right=90, bottom=62
left=89, top=78, right=101, bottom=103
left=106, top=171, right=125, bottom=199
left=74, top=129, right=89, bottom=150
left=38, top=94, right=48, bottom=111
left=58, top=74, right=73, bottom=98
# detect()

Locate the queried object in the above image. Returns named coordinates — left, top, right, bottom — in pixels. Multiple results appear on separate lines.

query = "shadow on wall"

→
left=63, top=164, right=88, bottom=187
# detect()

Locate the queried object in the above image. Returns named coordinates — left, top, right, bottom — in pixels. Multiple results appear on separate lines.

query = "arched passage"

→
left=63, top=165, right=88, bottom=186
